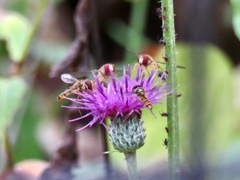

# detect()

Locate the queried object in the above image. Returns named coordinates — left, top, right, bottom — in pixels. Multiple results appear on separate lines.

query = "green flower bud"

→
left=109, top=113, right=146, bottom=153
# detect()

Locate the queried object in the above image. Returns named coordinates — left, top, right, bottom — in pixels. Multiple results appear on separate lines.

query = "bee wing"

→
left=126, top=48, right=138, bottom=56
left=61, top=74, right=78, bottom=84
left=66, top=70, right=98, bottom=80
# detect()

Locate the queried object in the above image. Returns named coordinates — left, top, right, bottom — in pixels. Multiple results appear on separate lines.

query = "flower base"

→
left=109, top=113, right=146, bottom=153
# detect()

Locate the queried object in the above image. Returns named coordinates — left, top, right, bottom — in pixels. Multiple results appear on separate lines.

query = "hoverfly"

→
left=96, top=63, right=115, bottom=83
left=135, top=53, right=186, bottom=72
left=132, top=85, right=152, bottom=110
left=56, top=63, right=120, bottom=101
left=56, top=73, right=95, bottom=102
left=127, top=49, right=185, bottom=72
left=66, top=63, right=118, bottom=84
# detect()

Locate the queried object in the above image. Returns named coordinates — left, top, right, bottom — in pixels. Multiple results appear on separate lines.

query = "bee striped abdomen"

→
left=140, top=95, right=152, bottom=109
left=56, top=83, right=81, bottom=102
left=56, top=90, right=71, bottom=101
left=57, top=73, right=95, bottom=103
left=132, top=85, right=152, bottom=110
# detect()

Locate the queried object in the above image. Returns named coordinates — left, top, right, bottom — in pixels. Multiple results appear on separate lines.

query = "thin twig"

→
left=49, top=0, right=91, bottom=77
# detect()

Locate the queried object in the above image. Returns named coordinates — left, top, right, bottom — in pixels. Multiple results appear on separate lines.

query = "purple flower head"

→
left=65, top=64, right=168, bottom=131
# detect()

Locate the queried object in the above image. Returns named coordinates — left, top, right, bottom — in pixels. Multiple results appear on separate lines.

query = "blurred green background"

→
left=0, top=0, right=240, bottom=179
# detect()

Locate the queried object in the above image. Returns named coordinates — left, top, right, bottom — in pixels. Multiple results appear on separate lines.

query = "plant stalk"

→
left=161, top=0, right=180, bottom=179
left=20, top=0, right=49, bottom=62
left=124, top=151, right=138, bottom=180
left=124, top=0, right=148, bottom=61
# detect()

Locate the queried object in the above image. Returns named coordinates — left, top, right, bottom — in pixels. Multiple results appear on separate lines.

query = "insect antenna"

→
left=126, top=48, right=139, bottom=57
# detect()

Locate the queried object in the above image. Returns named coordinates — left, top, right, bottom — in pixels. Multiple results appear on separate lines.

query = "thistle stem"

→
left=124, top=151, right=138, bottom=180
left=160, top=0, right=180, bottom=179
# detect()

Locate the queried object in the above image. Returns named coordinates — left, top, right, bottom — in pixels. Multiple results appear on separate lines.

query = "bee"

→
left=136, top=54, right=186, bottom=71
left=132, top=85, right=152, bottom=110
left=56, top=63, right=118, bottom=101
left=135, top=54, right=160, bottom=72
left=127, top=49, right=185, bottom=73
left=56, top=74, right=95, bottom=102
left=97, top=63, right=115, bottom=83
left=68, top=63, right=117, bottom=84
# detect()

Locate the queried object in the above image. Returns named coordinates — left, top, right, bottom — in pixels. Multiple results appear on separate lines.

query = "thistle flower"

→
left=65, top=64, right=168, bottom=132
left=64, top=64, right=168, bottom=180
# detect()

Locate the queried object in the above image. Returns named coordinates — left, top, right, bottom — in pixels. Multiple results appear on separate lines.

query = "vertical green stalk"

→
left=124, top=0, right=148, bottom=61
left=11, top=0, right=49, bottom=75
left=124, top=151, right=138, bottom=180
left=19, top=0, right=49, bottom=62
left=161, top=0, right=180, bottom=179
left=6, top=0, right=49, bottom=166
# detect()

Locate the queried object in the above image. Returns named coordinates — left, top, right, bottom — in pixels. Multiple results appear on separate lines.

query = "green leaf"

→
left=14, top=89, right=44, bottom=162
left=0, top=11, right=31, bottom=62
left=177, top=43, right=234, bottom=170
left=0, top=76, right=28, bottom=141
left=104, top=20, right=150, bottom=49
left=230, top=0, right=240, bottom=40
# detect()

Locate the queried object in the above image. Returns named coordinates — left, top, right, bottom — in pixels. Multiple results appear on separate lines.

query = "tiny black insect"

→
left=177, top=93, right=182, bottom=97
left=163, top=56, right=168, bottom=61
left=161, top=112, right=168, bottom=117
left=158, top=71, right=167, bottom=81
left=163, top=138, right=168, bottom=148
left=165, top=127, right=169, bottom=133
left=159, top=38, right=166, bottom=46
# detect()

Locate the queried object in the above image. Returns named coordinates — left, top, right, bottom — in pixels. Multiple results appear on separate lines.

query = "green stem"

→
left=124, top=0, right=148, bottom=61
left=124, top=151, right=138, bottom=180
left=19, top=0, right=49, bottom=62
left=161, top=0, right=180, bottom=179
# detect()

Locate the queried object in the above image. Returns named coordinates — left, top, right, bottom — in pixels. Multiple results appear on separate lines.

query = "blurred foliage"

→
left=0, top=0, right=50, bottom=171
left=105, top=20, right=150, bottom=52
left=0, top=77, right=28, bottom=142
left=0, top=11, right=31, bottom=62
left=13, top=89, right=45, bottom=162
left=230, top=0, right=240, bottom=40
left=177, top=43, right=234, bottom=166
left=31, top=39, right=70, bottom=65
